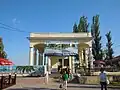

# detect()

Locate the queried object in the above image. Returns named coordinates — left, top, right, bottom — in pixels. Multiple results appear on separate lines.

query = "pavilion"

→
left=27, top=32, right=93, bottom=74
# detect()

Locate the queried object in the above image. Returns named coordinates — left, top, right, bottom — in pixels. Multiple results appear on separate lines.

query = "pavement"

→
left=4, top=77, right=120, bottom=90
left=5, top=83, right=120, bottom=90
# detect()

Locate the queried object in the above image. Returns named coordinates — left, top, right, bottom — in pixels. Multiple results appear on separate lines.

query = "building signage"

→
left=45, top=40, right=79, bottom=44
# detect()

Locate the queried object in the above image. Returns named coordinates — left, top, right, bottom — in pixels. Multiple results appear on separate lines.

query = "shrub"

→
left=74, top=76, right=87, bottom=84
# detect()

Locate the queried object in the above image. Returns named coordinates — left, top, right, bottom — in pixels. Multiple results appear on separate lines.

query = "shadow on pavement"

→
left=7, top=87, right=57, bottom=90
left=68, top=85, right=99, bottom=88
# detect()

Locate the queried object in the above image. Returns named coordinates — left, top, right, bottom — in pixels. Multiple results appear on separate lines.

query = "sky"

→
left=0, top=0, right=120, bottom=65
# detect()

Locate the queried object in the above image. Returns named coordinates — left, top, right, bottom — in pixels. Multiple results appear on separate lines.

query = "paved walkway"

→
left=5, top=77, right=120, bottom=90
left=6, top=83, right=120, bottom=90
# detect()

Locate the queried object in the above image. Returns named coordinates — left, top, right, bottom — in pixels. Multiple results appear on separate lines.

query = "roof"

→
left=105, top=55, right=120, bottom=63
left=27, top=32, right=92, bottom=41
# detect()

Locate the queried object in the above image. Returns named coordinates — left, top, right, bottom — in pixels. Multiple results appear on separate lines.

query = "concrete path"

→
left=6, top=82, right=120, bottom=90
left=5, top=77, right=120, bottom=90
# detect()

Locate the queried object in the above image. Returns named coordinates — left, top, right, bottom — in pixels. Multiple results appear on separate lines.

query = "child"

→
left=63, top=71, right=69, bottom=90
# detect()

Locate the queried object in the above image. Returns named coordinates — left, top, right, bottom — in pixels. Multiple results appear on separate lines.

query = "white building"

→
left=27, top=32, right=93, bottom=73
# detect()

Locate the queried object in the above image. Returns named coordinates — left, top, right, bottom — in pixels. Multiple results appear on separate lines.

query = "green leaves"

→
left=0, top=38, right=7, bottom=59
left=73, top=23, right=78, bottom=33
left=16, top=66, right=35, bottom=74
left=105, top=31, right=114, bottom=60
left=72, top=15, right=89, bottom=33
left=78, top=16, right=89, bottom=32
left=91, top=15, right=103, bottom=60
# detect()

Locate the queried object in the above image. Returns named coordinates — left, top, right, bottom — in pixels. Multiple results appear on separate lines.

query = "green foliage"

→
left=73, top=23, right=78, bottom=33
left=0, top=38, right=7, bottom=59
left=16, top=66, right=35, bottom=74
left=78, top=16, right=89, bottom=32
left=72, top=16, right=89, bottom=33
left=91, top=15, right=103, bottom=60
left=105, top=31, right=114, bottom=60
left=77, top=76, right=87, bottom=84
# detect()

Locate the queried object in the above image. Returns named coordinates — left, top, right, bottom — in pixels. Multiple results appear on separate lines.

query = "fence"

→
left=0, top=66, right=16, bottom=73
left=113, top=76, right=120, bottom=82
left=0, top=74, right=16, bottom=89
left=91, top=67, right=120, bottom=72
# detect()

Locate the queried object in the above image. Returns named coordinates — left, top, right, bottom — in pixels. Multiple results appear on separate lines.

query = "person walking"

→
left=63, top=70, right=69, bottom=90
left=59, top=70, right=68, bottom=90
left=99, top=68, right=107, bottom=90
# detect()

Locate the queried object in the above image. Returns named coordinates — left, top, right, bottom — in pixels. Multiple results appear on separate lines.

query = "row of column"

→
left=79, top=47, right=93, bottom=68
left=29, top=47, right=45, bottom=66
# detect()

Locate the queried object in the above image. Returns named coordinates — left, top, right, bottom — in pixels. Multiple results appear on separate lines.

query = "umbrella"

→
left=93, top=60, right=105, bottom=64
left=0, top=58, right=7, bottom=65
left=0, top=58, right=14, bottom=72
left=0, top=58, right=13, bottom=65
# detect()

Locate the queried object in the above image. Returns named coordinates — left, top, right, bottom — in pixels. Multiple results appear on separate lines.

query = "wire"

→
left=0, top=22, right=30, bottom=33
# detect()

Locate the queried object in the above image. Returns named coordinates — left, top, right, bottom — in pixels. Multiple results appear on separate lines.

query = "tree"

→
left=91, top=15, right=103, bottom=60
left=73, top=23, right=78, bottom=33
left=78, top=16, right=89, bottom=32
left=0, top=38, right=7, bottom=58
left=105, top=31, right=114, bottom=60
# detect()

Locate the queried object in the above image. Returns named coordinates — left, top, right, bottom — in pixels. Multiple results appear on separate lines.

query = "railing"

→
left=14, top=65, right=46, bottom=77
left=0, top=66, right=16, bottom=73
left=91, top=67, right=120, bottom=72
left=113, top=76, right=120, bottom=82
left=0, top=74, right=16, bottom=89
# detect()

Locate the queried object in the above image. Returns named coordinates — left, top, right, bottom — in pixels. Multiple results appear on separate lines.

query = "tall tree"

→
left=105, top=31, right=114, bottom=60
left=78, top=16, right=89, bottom=32
left=0, top=38, right=7, bottom=58
left=91, top=15, right=103, bottom=60
left=73, top=23, right=78, bottom=33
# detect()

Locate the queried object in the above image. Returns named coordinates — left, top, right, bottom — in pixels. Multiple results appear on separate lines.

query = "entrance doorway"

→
left=58, top=59, right=62, bottom=72
left=64, top=59, right=69, bottom=67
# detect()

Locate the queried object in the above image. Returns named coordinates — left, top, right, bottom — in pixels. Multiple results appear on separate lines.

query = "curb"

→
left=68, top=85, right=120, bottom=89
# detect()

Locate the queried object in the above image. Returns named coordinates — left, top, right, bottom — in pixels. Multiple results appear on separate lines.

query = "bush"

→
left=78, top=76, right=87, bottom=84
left=74, top=76, right=87, bottom=84
left=76, top=68, right=85, bottom=76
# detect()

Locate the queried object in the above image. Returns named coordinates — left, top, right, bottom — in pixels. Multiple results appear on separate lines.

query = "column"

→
left=79, top=49, right=83, bottom=67
left=69, top=56, right=72, bottom=70
left=41, top=53, right=43, bottom=65
left=72, top=56, right=75, bottom=73
left=85, top=48, right=88, bottom=68
left=89, top=47, right=93, bottom=68
left=62, top=59, right=64, bottom=68
left=37, top=50, right=39, bottom=65
left=42, top=53, right=45, bottom=65
left=38, top=51, right=41, bottom=65
left=29, top=47, right=34, bottom=65
left=78, top=48, right=81, bottom=67
left=83, top=49, right=86, bottom=67
left=48, top=57, right=51, bottom=74
left=45, top=55, right=48, bottom=65
left=34, top=48, right=37, bottom=65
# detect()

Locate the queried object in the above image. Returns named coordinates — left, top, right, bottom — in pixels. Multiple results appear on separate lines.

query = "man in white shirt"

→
left=99, top=68, right=107, bottom=90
